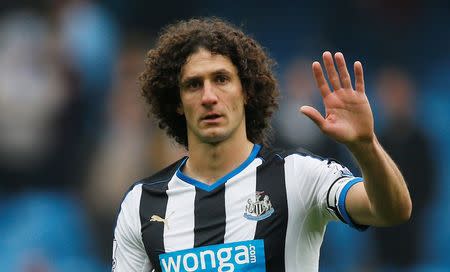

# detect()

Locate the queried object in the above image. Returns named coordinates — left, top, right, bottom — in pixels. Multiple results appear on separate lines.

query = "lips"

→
left=202, top=113, right=221, bottom=120
left=201, top=113, right=223, bottom=122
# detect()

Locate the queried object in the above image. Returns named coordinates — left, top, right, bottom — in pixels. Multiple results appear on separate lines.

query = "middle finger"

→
left=322, top=51, right=342, bottom=91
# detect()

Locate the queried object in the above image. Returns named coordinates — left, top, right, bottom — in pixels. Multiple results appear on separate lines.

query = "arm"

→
left=300, top=51, right=412, bottom=226
left=113, top=185, right=153, bottom=271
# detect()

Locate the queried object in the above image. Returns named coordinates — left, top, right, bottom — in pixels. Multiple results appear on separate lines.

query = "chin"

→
left=202, top=135, right=228, bottom=144
left=199, top=130, right=229, bottom=144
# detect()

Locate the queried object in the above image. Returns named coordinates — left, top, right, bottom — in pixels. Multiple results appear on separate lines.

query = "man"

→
left=113, top=18, right=411, bottom=272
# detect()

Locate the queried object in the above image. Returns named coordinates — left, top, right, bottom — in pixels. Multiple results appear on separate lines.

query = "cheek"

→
left=234, top=92, right=246, bottom=109
left=179, top=96, right=197, bottom=117
left=185, top=107, right=197, bottom=121
left=229, top=95, right=246, bottom=117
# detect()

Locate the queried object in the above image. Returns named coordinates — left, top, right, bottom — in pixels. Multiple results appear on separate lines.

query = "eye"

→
left=215, top=74, right=230, bottom=84
left=182, top=79, right=202, bottom=91
left=188, top=81, right=201, bottom=89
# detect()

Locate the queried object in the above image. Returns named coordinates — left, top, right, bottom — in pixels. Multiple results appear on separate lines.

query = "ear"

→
left=176, top=103, right=184, bottom=115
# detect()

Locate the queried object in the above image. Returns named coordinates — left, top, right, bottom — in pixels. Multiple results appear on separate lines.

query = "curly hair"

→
left=139, top=17, right=279, bottom=148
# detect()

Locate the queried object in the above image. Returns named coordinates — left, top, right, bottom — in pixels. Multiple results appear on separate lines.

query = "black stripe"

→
left=139, top=159, right=183, bottom=272
left=140, top=182, right=168, bottom=272
left=194, top=185, right=226, bottom=247
left=255, top=151, right=288, bottom=272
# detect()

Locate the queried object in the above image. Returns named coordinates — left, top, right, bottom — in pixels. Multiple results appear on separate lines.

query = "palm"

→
left=301, top=52, right=374, bottom=145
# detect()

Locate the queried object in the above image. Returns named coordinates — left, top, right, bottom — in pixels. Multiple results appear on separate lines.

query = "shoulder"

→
left=137, top=157, right=186, bottom=190
left=119, top=157, right=186, bottom=206
left=257, top=145, right=327, bottom=165
left=257, top=145, right=350, bottom=178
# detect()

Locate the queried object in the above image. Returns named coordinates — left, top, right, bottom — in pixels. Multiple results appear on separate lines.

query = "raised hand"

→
left=300, top=51, right=374, bottom=147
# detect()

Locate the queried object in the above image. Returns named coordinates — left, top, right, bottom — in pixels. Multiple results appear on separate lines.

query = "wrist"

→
left=346, top=134, right=378, bottom=158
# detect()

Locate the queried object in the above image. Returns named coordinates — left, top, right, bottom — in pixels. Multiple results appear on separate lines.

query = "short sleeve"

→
left=297, top=155, right=368, bottom=231
left=113, top=184, right=153, bottom=272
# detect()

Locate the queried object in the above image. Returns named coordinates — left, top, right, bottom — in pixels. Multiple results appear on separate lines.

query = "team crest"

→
left=244, top=191, right=274, bottom=221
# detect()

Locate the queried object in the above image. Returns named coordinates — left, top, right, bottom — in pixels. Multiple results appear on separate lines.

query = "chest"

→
left=140, top=158, right=291, bottom=271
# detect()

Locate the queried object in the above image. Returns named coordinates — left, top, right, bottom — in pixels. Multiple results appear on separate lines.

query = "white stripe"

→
left=223, top=158, right=262, bottom=243
left=114, top=184, right=152, bottom=271
left=283, top=154, right=324, bottom=272
left=163, top=176, right=196, bottom=252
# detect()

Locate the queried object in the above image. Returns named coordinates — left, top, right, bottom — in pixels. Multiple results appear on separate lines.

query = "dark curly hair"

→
left=139, top=17, right=279, bottom=148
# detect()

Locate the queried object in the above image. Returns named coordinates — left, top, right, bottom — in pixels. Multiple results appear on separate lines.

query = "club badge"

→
left=244, top=191, right=274, bottom=221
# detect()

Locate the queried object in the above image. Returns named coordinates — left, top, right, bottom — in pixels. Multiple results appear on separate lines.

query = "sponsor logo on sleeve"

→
left=159, top=240, right=266, bottom=272
left=327, top=160, right=353, bottom=177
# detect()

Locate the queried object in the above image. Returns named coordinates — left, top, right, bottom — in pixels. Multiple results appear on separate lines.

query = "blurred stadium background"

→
left=0, top=0, right=449, bottom=271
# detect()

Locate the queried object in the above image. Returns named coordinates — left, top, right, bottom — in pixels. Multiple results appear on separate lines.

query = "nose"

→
left=201, top=80, right=218, bottom=106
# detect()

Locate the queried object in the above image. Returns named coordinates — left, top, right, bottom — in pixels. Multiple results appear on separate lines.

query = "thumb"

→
left=300, top=105, right=325, bottom=129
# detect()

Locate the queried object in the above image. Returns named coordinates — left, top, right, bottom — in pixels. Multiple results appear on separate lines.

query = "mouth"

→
left=201, top=113, right=223, bottom=123
left=202, top=113, right=221, bottom=120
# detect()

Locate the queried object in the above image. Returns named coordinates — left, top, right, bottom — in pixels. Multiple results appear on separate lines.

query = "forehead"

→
left=180, top=48, right=238, bottom=79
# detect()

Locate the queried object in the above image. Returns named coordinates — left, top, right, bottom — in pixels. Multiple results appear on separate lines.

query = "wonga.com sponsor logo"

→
left=159, top=240, right=265, bottom=272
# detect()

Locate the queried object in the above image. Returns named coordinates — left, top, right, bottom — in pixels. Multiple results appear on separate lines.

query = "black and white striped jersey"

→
left=112, top=144, right=366, bottom=272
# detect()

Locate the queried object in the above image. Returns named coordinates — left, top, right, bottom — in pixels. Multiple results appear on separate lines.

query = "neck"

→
left=184, top=136, right=254, bottom=185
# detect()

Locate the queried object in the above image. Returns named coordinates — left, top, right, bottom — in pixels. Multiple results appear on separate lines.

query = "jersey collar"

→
left=176, top=144, right=261, bottom=192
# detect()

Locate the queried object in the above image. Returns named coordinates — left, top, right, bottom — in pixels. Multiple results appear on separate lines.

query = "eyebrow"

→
left=180, top=68, right=233, bottom=84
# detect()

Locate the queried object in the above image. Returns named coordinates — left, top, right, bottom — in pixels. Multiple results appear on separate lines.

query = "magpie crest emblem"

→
left=244, top=191, right=274, bottom=221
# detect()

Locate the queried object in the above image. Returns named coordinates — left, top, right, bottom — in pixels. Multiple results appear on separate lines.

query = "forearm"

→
left=348, top=135, right=412, bottom=225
